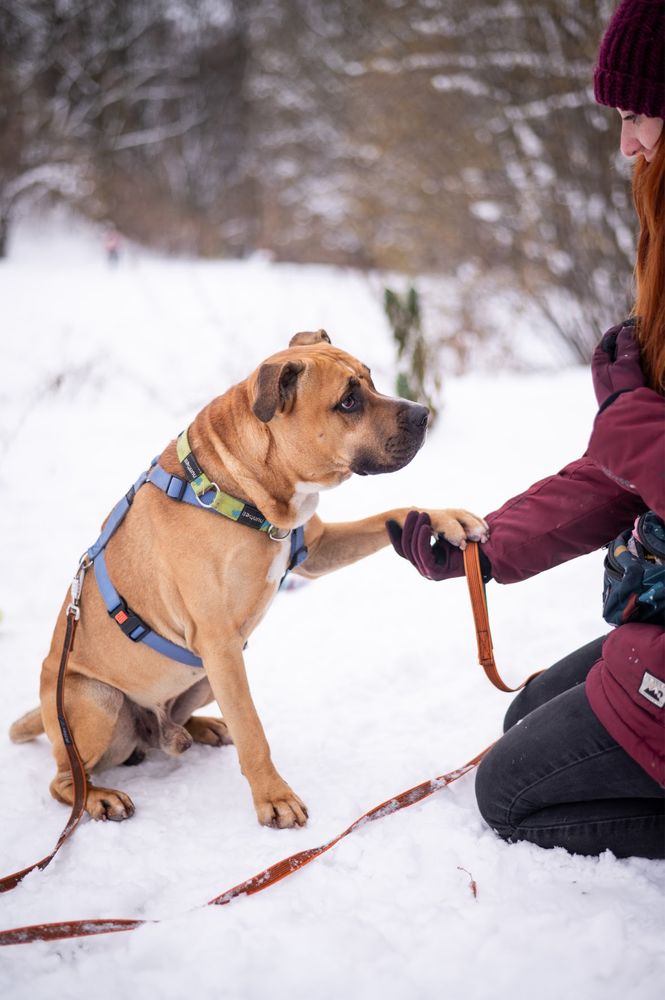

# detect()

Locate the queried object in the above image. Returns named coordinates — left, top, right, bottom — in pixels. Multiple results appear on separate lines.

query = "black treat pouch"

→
left=603, top=512, right=665, bottom=626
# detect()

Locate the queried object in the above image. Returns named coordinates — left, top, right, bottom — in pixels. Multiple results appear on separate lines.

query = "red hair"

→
left=632, top=132, right=665, bottom=392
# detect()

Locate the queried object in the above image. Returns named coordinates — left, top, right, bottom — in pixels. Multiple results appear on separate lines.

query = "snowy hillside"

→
left=0, top=217, right=662, bottom=999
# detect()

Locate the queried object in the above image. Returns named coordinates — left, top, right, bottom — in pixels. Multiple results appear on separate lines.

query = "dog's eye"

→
left=338, top=393, right=359, bottom=412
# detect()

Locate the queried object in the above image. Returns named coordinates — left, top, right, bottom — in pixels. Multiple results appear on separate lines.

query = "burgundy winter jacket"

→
left=483, top=387, right=665, bottom=786
left=476, top=384, right=665, bottom=786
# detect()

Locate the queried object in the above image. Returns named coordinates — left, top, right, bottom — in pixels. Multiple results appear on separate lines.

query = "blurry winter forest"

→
left=1, top=0, right=636, bottom=364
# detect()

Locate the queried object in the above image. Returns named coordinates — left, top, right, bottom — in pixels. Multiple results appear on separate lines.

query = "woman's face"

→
left=617, top=111, right=664, bottom=161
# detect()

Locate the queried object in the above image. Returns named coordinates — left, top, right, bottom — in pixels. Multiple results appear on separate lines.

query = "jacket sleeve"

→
left=586, top=387, right=665, bottom=518
left=481, top=456, right=647, bottom=584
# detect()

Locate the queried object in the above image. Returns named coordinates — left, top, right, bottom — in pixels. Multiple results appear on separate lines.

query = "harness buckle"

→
left=109, top=601, right=151, bottom=642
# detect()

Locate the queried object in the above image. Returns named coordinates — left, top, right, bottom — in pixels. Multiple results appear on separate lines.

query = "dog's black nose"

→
left=408, top=403, right=429, bottom=430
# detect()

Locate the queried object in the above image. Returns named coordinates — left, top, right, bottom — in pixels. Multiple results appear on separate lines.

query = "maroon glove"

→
left=591, top=320, right=645, bottom=412
left=386, top=511, right=472, bottom=581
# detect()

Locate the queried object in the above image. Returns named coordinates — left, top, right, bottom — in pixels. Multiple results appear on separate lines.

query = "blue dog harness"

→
left=88, top=432, right=308, bottom=669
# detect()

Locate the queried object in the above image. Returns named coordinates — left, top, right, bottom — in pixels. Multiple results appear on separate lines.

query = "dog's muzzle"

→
left=351, top=401, right=429, bottom=476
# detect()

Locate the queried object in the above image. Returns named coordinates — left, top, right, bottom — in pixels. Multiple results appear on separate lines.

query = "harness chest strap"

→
left=88, top=437, right=308, bottom=667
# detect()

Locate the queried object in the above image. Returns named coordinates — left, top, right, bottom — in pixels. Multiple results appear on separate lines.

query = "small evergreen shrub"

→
left=384, top=286, right=441, bottom=425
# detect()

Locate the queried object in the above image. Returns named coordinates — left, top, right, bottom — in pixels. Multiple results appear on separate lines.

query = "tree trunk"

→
left=0, top=213, right=8, bottom=259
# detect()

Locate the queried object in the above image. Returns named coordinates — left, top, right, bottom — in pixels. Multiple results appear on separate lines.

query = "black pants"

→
left=474, top=636, right=665, bottom=858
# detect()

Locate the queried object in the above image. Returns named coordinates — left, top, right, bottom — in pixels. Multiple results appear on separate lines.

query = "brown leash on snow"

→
left=0, top=745, right=488, bottom=946
left=0, top=542, right=528, bottom=946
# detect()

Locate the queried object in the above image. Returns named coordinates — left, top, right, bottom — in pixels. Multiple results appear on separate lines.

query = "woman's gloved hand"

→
left=386, top=510, right=491, bottom=581
left=592, top=320, right=645, bottom=412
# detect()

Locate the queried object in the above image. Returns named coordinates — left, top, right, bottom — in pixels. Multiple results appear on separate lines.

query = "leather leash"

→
left=463, top=543, right=544, bottom=692
left=1, top=603, right=88, bottom=894
left=0, top=744, right=490, bottom=946
left=0, top=541, right=525, bottom=945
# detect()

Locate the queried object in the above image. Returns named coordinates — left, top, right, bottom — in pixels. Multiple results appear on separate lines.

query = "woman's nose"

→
left=620, top=122, right=641, bottom=158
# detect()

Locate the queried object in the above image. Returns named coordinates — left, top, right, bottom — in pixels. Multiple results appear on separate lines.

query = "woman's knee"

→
left=503, top=690, right=528, bottom=732
left=474, top=743, right=515, bottom=839
left=503, top=636, right=607, bottom=733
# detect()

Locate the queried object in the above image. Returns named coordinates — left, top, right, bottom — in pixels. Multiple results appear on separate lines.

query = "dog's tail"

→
left=9, top=707, right=44, bottom=743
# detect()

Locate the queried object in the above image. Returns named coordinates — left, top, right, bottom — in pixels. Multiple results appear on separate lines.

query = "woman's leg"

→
left=475, top=682, right=665, bottom=858
left=503, top=634, right=608, bottom=731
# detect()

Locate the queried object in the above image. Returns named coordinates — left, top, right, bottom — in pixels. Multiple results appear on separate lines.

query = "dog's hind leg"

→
left=171, top=678, right=234, bottom=747
left=42, top=672, right=136, bottom=822
left=185, top=715, right=233, bottom=747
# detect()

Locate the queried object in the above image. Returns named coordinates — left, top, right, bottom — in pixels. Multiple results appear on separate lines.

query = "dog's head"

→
left=248, top=330, right=429, bottom=488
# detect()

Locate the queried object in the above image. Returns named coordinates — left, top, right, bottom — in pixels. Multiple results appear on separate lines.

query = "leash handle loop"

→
left=463, top=541, right=543, bottom=693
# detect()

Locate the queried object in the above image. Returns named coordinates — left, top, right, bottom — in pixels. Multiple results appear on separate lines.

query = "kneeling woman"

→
left=388, top=0, right=665, bottom=858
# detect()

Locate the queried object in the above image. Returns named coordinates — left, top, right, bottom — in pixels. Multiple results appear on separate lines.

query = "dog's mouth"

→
left=350, top=441, right=423, bottom=476
left=350, top=416, right=428, bottom=476
left=351, top=399, right=429, bottom=476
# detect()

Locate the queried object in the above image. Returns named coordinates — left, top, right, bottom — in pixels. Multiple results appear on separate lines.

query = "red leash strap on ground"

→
left=0, top=918, right=148, bottom=946
left=0, top=610, right=88, bottom=894
left=463, top=542, right=543, bottom=692
left=207, top=747, right=489, bottom=906
left=0, top=745, right=491, bottom=946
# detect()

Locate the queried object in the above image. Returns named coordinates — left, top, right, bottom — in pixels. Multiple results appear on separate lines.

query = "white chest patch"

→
left=266, top=540, right=291, bottom=585
left=291, top=482, right=322, bottom=526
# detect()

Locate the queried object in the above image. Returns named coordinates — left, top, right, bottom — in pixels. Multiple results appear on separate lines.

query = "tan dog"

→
left=10, top=331, right=488, bottom=829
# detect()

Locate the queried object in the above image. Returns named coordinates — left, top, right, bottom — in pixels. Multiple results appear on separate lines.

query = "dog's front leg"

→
left=297, top=508, right=489, bottom=577
left=202, top=641, right=308, bottom=828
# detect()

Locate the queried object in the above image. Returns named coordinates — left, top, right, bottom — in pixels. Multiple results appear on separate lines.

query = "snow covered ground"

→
left=0, top=215, right=663, bottom=999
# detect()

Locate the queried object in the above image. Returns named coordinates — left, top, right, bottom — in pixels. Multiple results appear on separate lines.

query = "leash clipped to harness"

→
left=0, top=432, right=308, bottom=895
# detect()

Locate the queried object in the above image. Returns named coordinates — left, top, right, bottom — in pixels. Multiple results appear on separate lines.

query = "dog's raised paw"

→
left=86, top=787, right=135, bottom=822
left=430, top=508, right=490, bottom=548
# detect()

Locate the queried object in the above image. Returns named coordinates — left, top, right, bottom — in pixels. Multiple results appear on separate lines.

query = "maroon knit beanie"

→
left=594, top=0, right=665, bottom=118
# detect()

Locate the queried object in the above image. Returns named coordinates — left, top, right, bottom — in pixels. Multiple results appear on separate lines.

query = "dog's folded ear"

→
left=289, top=329, right=331, bottom=347
left=252, top=360, right=306, bottom=422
